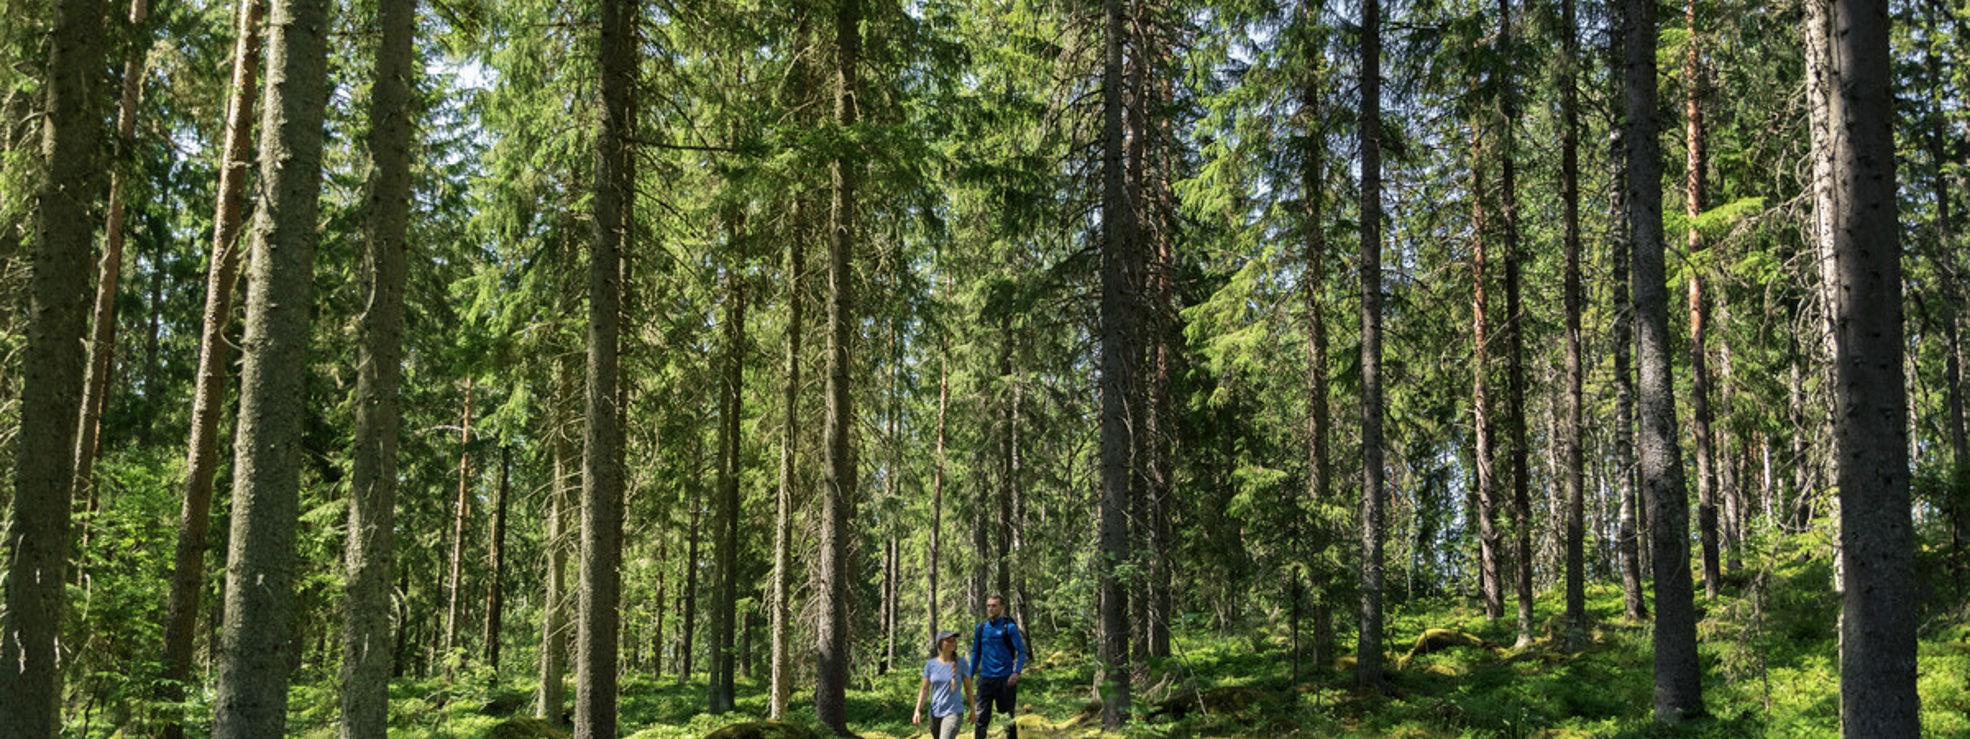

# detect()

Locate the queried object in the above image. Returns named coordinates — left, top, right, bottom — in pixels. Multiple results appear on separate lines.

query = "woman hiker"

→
left=914, top=629, right=975, bottom=739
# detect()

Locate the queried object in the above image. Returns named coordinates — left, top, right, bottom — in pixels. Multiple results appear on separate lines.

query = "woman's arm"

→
left=913, top=677, right=930, bottom=725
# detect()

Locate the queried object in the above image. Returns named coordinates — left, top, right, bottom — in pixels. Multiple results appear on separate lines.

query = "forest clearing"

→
left=0, top=0, right=1965, bottom=735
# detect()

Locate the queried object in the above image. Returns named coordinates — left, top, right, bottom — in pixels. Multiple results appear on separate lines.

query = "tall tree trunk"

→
left=1925, top=0, right=1969, bottom=580
left=769, top=203, right=804, bottom=720
left=71, top=0, right=152, bottom=511
left=1146, top=74, right=1176, bottom=660
left=209, top=0, right=332, bottom=729
left=340, top=0, right=414, bottom=731
left=1297, top=22, right=1336, bottom=668
left=1683, top=1, right=1721, bottom=601
left=539, top=361, right=575, bottom=719
left=814, top=0, right=861, bottom=731
left=926, top=312, right=949, bottom=645
left=1098, top=0, right=1137, bottom=726
left=1471, top=132, right=1502, bottom=622
left=1560, top=0, right=1587, bottom=634
left=159, top=0, right=264, bottom=732
left=445, top=380, right=476, bottom=662
left=1357, top=0, right=1386, bottom=690
left=1820, top=0, right=1916, bottom=730
left=1496, top=0, right=1535, bottom=648
left=575, top=0, right=633, bottom=730
left=484, top=444, right=511, bottom=673
left=1627, top=0, right=1704, bottom=718
left=882, top=317, right=902, bottom=675
left=651, top=527, right=668, bottom=680
left=0, top=0, right=110, bottom=728
left=710, top=274, right=744, bottom=714
left=682, top=434, right=703, bottom=682
left=997, top=331, right=1016, bottom=604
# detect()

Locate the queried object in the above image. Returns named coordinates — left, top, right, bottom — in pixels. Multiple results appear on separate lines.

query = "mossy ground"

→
left=277, top=544, right=1968, bottom=738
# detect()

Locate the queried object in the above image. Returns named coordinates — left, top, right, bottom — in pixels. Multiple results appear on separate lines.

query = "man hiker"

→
left=969, top=594, right=1029, bottom=739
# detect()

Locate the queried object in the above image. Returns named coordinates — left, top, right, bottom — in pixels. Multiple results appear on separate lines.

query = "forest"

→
left=0, top=0, right=1966, bottom=735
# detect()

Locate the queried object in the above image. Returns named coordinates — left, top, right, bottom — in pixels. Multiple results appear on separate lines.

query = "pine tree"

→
left=0, top=0, right=111, bottom=731
left=340, top=0, right=416, bottom=732
left=210, top=0, right=334, bottom=729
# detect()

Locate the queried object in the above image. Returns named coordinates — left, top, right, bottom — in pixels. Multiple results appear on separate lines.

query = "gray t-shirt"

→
left=922, top=656, right=969, bottom=717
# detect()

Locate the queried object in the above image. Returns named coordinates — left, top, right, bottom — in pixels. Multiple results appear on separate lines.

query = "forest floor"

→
left=288, top=535, right=1970, bottom=739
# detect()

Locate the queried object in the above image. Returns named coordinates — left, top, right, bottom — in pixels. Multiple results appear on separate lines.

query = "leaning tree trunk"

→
left=159, top=0, right=263, bottom=733
left=340, top=0, right=414, bottom=732
left=768, top=202, right=803, bottom=720
left=575, top=0, right=633, bottom=731
left=1357, top=0, right=1387, bottom=691
left=72, top=0, right=152, bottom=514
left=0, top=0, right=110, bottom=729
left=1627, top=0, right=1704, bottom=719
left=1683, top=1, right=1722, bottom=601
left=814, top=0, right=861, bottom=732
left=1098, top=0, right=1138, bottom=726
left=1820, top=0, right=1917, bottom=731
left=210, top=0, right=332, bottom=730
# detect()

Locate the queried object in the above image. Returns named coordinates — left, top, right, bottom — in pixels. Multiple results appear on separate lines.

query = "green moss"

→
left=701, top=720, right=822, bottom=739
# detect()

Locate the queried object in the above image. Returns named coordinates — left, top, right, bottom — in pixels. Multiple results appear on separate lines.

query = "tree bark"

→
left=1471, top=130, right=1502, bottom=623
left=1495, top=0, right=1535, bottom=648
left=575, top=0, right=633, bottom=729
left=683, top=432, right=703, bottom=682
left=445, top=379, right=476, bottom=662
left=1099, top=0, right=1137, bottom=726
left=209, top=0, right=332, bottom=729
left=538, top=359, right=575, bottom=720
left=160, top=0, right=263, bottom=732
left=71, top=0, right=152, bottom=510
left=710, top=272, right=744, bottom=714
left=1820, top=0, right=1917, bottom=730
left=1924, top=0, right=1969, bottom=579
left=1297, top=19, right=1336, bottom=668
left=1357, top=0, right=1386, bottom=690
left=1683, top=0, right=1721, bottom=601
left=1627, top=0, right=1704, bottom=718
left=484, top=444, right=511, bottom=672
left=340, top=0, right=414, bottom=731
left=1560, top=0, right=1587, bottom=633
left=814, top=0, right=860, bottom=732
left=769, top=202, right=804, bottom=720
left=0, top=0, right=110, bottom=729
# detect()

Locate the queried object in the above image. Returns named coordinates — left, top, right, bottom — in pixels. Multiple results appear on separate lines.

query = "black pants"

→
left=975, top=676, right=1017, bottom=739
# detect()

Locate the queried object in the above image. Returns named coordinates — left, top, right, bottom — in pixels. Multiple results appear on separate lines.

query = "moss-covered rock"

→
left=482, top=716, right=571, bottom=739
left=702, top=719, right=824, bottom=739
left=480, top=689, right=530, bottom=716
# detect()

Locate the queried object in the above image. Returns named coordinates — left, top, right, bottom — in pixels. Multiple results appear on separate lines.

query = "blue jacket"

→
left=970, top=617, right=1028, bottom=679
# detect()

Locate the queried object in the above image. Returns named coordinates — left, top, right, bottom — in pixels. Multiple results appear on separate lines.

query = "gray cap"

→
left=930, top=629, right=961, bottom=654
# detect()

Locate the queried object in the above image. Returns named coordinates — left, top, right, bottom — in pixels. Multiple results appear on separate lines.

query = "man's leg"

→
left=1001, top=681, right=1018, bottom=739
left=974, top=678, right=1001, bottom=739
